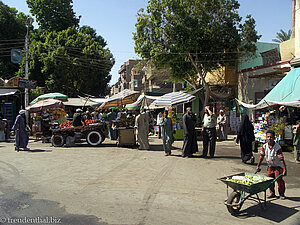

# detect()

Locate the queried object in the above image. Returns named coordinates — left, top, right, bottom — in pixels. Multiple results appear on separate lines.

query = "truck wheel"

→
left=86, top=131, right=103, bottom=146
left=51, top=134, right=65, bottom=147
left=226, top=191, right=243, bottom=215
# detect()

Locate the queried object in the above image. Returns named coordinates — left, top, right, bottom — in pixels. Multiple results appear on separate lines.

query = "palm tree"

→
left=272, top=29, right=292, bottom=43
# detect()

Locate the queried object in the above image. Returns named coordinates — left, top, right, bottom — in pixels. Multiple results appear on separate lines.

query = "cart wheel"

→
left=86, top=131, right=103, bottom=146
left=227, top=191, right=243, bottom=215
left=51, top=134, right=65, bottom=147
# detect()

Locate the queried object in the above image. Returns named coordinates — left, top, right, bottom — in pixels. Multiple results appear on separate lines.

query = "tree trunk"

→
left=188, top=53, right=210, bottom=109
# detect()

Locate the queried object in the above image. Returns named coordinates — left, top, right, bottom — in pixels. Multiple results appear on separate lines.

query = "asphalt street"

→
left=0, top=136, right=299, bottom=225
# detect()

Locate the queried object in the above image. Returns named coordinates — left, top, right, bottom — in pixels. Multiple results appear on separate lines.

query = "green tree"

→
left=19, top=27, right=114, bottom=97
left=272, top=29, right=292, bottom=43
left=0, top=1, right=28, bottom=79
left=17, top=0, right=114, bottom=98
left=80, top=26, right=107, bottom=48
left=134, top=0, right=260, bottom=106
left=26, top=0, right=79, bottom=31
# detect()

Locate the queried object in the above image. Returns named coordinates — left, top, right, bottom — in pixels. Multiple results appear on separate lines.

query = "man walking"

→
left=182, top=107, right=198, bottom=157
left=135, top=109, right=150, bottom=150
left=202, top=106, right=217, bottom=158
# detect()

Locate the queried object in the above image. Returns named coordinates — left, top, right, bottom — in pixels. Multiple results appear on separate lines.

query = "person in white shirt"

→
left=257, top=130, right=287, bottom=199
left=217, top=110, right=226, bottom=141
left=156, top=111, right=163, bottom=139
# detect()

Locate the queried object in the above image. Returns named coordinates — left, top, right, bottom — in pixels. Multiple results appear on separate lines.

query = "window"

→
left=133, top=80, right=138, bottom=88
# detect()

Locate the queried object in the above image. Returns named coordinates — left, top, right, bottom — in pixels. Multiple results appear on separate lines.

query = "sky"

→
left=2, top=0, right=293, bottom=86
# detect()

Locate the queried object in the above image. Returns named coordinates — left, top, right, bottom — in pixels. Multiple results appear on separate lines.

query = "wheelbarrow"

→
left=218, top=169, right=283, bottom=215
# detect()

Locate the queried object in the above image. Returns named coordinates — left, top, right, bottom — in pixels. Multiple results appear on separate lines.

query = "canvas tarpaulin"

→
left=236, top=67, right=300, bottom=109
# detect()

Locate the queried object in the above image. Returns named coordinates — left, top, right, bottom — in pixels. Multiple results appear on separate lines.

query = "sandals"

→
left=164, top=151, right=171, bottom=156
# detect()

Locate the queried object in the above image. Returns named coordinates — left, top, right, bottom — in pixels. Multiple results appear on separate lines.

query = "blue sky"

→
left=3, top=0, right=292, bottom=85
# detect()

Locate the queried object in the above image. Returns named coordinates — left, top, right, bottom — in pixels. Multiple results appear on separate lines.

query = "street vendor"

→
left=91, top=111, right=98, bottom=121
left=257, top=130, right=287, bottom=200
left=41, top=110, right=51, bottom=137
left=72, top=108, right=83, bottom=127
left=107, top=108, right=118, bottom=140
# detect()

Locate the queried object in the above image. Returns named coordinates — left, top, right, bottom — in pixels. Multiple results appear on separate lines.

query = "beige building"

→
left=141, top=61, right=183, bottom=94
left=110, top=60, right=143, bottom=95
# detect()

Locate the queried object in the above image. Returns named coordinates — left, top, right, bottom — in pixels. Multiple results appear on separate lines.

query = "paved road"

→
left=0, top=136, right=299, bottom=225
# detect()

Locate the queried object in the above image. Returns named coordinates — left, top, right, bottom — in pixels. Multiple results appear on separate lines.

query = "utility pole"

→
left=24, top=17, right=33, bottom=108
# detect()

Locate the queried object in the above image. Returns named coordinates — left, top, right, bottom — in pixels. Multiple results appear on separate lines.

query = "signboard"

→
left=18, top=78, right=37, bottom=89
left=11, top=49, right=22, bottom=64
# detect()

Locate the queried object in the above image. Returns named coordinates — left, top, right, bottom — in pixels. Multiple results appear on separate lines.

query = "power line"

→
left=54, top=55, right=113, bottom=71
left=54, top=55, right=113, bottom=68
left=0, top=39, right=25, bottom=42
left=0, top=42, right=25, bottom=46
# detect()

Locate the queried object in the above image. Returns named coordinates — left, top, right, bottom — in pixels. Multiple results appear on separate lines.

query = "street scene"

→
left=1, top=0, right=300, bottom=225
left=0, top=137, right=299, bottom=225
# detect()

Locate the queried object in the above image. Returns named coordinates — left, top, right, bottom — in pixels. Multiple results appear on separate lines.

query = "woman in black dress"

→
left=236, top=114, right=255, bottom=164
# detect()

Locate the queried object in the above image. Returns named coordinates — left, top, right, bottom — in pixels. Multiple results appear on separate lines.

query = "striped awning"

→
left=126, top=95, right=145, bottom=111
left=100, top=89, right=139, bottom=108
left=149, top=91, right=195, bottom=109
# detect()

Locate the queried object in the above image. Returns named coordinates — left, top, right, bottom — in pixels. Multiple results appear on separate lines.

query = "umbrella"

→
left=149, top=91, right=196, bottom=109
left=100, top=89, right=139, bottom=108
left=26, top=99, right=64, bottom=113
left=30, top=92, right=68, bottom=104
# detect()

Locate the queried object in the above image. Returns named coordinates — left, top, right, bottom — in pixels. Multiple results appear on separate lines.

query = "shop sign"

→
left=18, top=78, right=37, bottom=89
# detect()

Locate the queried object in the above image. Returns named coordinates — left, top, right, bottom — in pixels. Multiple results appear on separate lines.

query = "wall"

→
left=238, top=42, right=279, bottom=71
left=280, top=38, right=295, bottom=61
left=238, top=62, right=291, bottom=103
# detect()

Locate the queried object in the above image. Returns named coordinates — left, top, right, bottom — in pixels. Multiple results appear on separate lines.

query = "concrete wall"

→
left=280, top=38, right=295, bottom=61
left=238, top=63, right=291, bottom=103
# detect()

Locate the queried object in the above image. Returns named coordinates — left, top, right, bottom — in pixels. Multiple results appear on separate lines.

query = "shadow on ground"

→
left=0, top=188, right=108, bottom=225
left=23, top=149, right=52, bottom=153
left=236, top=201, right=299, bottom=223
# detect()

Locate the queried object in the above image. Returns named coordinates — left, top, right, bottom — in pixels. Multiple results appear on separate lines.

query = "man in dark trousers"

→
left=182, top=107, right=198, bottom=157
left=202, top=106, right=217, bottom=158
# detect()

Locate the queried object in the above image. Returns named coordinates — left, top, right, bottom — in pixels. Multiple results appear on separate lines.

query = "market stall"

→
left=149, top=91, right=196, bottom=140
left=111, top=113, right=136, bottom=147
left=26, top=99, right=66, bottom=140
left=237, top=67, right=300, bottom=149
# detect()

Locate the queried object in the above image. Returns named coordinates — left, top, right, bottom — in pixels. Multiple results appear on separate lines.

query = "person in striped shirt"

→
left=256, top=130, right=287, bottom=199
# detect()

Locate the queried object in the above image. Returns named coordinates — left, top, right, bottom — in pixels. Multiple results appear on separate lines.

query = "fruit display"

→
left=113, top=116, right=135, bottom=128
left=226, top=175, right=269, bottom=186
left=59, top=119, right=96, bottom=128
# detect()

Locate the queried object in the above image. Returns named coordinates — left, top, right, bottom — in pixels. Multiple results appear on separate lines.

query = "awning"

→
left=26, top=99, right=64, bottom=113
left=149, top=91, right=196, bottom=109
left=30, top=92, right=68, bottom=104
left=126, top=95, right=145, bottom=111
left=99, top=89, right=139, bottom=108
left=0, top=88, right=19, bottom=96
left=236, top=67, right=300, bottom=109
left=64, top=98, right=101, bottom=107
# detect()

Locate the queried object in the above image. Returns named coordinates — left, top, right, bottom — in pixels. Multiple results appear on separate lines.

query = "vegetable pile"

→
left=226, top=175, right=268, bottom=186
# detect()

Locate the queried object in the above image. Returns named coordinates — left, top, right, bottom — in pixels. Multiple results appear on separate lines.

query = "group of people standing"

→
left=137, top=106, right=223, bottom=158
